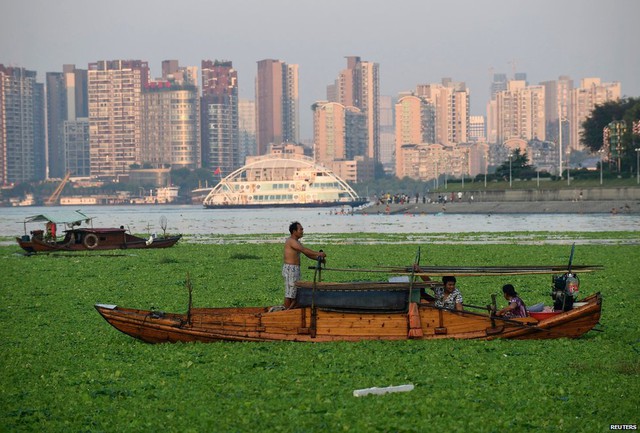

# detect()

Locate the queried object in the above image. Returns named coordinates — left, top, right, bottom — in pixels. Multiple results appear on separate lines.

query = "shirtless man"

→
left=282, top=221, right=326, bottom=309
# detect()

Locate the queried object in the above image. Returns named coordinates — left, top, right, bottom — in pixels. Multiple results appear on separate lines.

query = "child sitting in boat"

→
left=495, top=284, right=528, bottom=318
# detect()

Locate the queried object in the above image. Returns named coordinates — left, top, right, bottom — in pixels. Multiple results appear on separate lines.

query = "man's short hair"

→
left=289, top=221, right=300, bottom=234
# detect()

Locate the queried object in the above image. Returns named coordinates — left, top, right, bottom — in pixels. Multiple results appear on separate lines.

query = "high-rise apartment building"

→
left=88, top=60, right=149, bottom=179
left=569, top=78, right=620, bottom=152
left=394, top=94, right=435, bottom=176
left=490, top=73, right=508, bottom=100
left=469, top=116, right=486, bottom=142
left=486, top=73, right=508, bottom=145
left=378, top=95, right=395, bottom=172
left=0, top=65, right=46, bottom=184
left=141, top=61, right=200, bottom=170
left=312, top=101, right=367, bottom=165
left=64, top=118, right=90, bottom=177
left=255, top=59, right=299, bottom=155
left=46, top=64, right=88, bottom=178
left=541, top=76, right=573, bottom=146
left=238, top=98, right=256, bottom=164
left=313, top=102, right=346, bottom=165
left=200, top=60, right=239, bottom=175
left=328, top=56, right=380, bottom=163
left=397, top=143, right=471, bottom=182
left=416, top=79, right=469, bottom=146
left=496, top=80, right=545, bottom=145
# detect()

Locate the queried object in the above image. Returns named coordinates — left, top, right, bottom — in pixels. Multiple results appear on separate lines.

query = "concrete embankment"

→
left=360, top=201, right=639, bottom=215
left=358, top=187, right=640, bottom=215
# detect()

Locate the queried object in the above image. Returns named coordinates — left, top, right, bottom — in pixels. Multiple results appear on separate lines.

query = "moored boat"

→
left=202, top=153, right=368, bottom=209
left=16, top=210, right=181, bottom=253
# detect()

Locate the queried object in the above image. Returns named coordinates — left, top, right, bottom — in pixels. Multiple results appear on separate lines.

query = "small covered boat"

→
left=95, top=262, right=603, bottom=343
left=17, top=210, right=181, bottom=253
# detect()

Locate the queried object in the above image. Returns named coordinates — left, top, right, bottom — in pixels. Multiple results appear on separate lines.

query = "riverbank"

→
left=359, top=199, right=640, bottom=215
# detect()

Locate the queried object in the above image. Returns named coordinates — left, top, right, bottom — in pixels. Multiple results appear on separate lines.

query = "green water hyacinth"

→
left=0, top=234, right=638, bottom=432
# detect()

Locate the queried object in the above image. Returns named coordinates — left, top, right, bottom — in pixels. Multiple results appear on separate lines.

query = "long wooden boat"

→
left=95, top=278, right=602, bottom=343
left=17, top=211, right=181, bottom=253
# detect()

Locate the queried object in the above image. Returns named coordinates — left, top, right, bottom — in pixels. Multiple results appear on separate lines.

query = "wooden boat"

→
left=95, top=263, right=603, bottom=343
left=17, top=211, right=181, bottom=253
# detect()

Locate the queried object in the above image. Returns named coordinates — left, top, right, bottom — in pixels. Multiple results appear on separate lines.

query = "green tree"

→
left=581, top=97, right=640, bottom=173
left=170, top=168, right=217, bottom=194
left=494, top=149, right=536, bottom=180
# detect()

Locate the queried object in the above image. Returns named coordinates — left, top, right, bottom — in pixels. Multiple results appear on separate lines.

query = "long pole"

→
left=600, top=159, right=603, bottom=185
left=509, top=154, right=512, bottom=188
left=636, top=148, right=640, bottom=185
left=567, top=151, right=571, bottom=186
left=558, top=106, right=562, bottom=179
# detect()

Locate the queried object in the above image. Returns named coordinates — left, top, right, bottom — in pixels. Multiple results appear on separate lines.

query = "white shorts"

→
left=282, top=264, right=301, bottom=299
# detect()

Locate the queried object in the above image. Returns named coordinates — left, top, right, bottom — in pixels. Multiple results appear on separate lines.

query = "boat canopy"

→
left=22, top=210, right=92, bottom=225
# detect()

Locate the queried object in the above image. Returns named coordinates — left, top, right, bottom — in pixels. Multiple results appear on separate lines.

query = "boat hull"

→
left=204, top=200, right=368, bottom=209
left=17, top=228, right=181, bottom=253
left=95, top=293, right=602, bottom=343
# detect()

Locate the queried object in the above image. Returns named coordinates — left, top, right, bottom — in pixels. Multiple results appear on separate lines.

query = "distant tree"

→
left=581, top=97, right=640, bottom=173
left=494, top=148, right=536, bottom=180
left=170, top=168, right=217, bottom=194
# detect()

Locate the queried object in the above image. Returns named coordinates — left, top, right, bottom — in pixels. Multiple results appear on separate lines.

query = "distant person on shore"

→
left=282, top=221, right=326, bottom=309
left=495, top=284, right=528, bottom=318
left=413, top=265, right=463, bottom=311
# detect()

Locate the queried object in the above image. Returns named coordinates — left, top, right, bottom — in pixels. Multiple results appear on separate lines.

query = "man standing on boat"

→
left=283, top=222, right=326, bottom=309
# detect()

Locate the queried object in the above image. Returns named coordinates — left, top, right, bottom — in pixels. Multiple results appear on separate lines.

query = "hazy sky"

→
left=2, top=0, right=638, bottom=139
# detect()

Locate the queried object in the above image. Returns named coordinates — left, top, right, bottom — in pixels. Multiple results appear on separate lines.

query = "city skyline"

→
left=2, top=0, right=639, bottom=140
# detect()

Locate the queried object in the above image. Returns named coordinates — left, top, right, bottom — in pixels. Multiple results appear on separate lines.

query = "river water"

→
left=2, top=205, right=638, bottom=239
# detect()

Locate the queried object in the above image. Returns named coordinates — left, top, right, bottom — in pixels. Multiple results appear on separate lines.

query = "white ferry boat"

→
left=203, top=154, right=368, bottom=209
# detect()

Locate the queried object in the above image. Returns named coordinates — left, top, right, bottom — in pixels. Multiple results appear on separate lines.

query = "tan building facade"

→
left=88, top=60, right=149, bottom=179
left=415, top=79, right=469, bottom=146
left=328, top=56, right=379, bottom=163
left=397, top=141, right=487, bottom=182
left=313, top=101, right=346, bottom=164
left=255, top=59, right=299, bottom=155
left=569, top=78, right=620, bottom=152
left=496, top=80, right=545, bottom=145
left=141, top=84, right=200, bottom=170
left=394, top=94, right=434, bottom=177
left=325, top=156, right=374, bottom=183
left=312, top=100, right=369, bottom=181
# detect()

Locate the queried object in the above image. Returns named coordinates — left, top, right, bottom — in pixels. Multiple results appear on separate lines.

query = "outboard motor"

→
left=551, top=273, right=580, bottom=311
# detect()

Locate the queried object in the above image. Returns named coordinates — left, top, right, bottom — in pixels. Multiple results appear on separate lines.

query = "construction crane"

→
left=45, top=171, right=71, bottom=206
